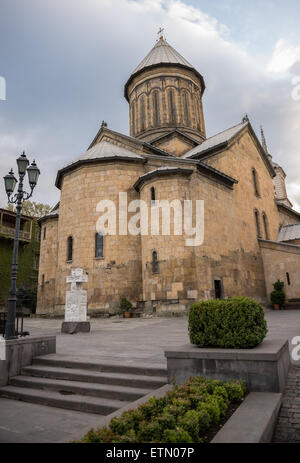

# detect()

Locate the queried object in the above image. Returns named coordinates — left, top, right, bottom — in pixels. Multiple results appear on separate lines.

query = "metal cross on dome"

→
left=157, top=27, right=165, bottom=40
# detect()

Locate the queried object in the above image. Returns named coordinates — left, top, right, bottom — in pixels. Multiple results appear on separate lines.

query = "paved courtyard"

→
left=1, top=310, right=300, bottom=442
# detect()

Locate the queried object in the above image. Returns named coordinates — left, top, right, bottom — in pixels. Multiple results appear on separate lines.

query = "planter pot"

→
left=123, top=312, right=131, bottom=318
left=273, top=304, right=280, bottom=311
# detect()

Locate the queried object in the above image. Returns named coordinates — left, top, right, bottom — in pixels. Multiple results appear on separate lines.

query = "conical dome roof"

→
left=132, top=37, right=194, bottom=73
left=124, top=37, right=205, bottom=101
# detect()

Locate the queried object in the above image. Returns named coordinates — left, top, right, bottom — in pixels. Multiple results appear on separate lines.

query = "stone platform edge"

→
left=212, top=392, right=282, bottom=443
left=164, top=338, right=290, bottom=392
left=0, top=335, right=56, bottom=387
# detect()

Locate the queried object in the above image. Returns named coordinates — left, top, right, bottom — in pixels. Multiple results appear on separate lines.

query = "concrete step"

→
left=21, top=365, right=168, bottom=389
left=9, top=375, right=152, bottom=401
left=0, top=385, right=128, bottom=415
left=32, top=356, right=167, bottom=377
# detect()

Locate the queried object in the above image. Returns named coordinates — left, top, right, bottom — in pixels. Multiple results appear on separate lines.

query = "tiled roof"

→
left=277, top=223, right=300, bottom=242
left=181, top=121, right=248, bottom=159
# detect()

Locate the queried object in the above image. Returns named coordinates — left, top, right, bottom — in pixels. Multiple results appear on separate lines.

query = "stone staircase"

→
left=0, top=355, right=168, bottom=416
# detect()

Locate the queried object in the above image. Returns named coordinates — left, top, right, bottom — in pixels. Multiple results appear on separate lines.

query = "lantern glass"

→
left=17, top=151, right=29, bottom=175
left=27, top=161, right=40, bottom=188
left=4, top=169, right=17, bottom=195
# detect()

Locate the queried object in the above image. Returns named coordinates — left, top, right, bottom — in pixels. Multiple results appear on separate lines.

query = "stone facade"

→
left=37, top=36, right=300, bottom=316
left=260, top=240, right=300, bottom=301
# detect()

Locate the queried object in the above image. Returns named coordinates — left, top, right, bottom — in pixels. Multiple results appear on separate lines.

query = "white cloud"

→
left=267, top=39, right=300, bottom=74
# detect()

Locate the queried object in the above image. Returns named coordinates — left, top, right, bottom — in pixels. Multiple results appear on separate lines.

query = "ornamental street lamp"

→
left=3, top=152, right=40, bottom=339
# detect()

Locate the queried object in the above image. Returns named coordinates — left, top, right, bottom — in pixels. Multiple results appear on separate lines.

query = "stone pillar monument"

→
left=61, top=268, right=90, bottom=334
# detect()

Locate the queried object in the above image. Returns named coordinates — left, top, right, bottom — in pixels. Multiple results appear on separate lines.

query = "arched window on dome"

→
left=67, top=236, right=73, bottom=261
left=140, top=96, right=146, bottom=131
left=153, top=91, right=160, bottom=126
left=95, top=232, right=104, bottom=258
left=183, top=92, right=190, bottom=126
left=169, top=89, right=176, bottom=123
left=262, top=213, right=269, bottom=240
left=131, top=101, right=136, bottom=135
left=254, top=209, right=261, bottom=238
left=194, top=97, right=201, bottom=129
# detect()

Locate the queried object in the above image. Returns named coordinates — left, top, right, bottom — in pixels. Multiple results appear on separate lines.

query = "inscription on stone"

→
left=65, top=268, right=88, bottom=322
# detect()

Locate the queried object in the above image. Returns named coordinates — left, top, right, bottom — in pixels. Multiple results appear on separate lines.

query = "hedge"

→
left=188, top=297, right=267, bottom=349
left=80, top=376, right=246, bottom=443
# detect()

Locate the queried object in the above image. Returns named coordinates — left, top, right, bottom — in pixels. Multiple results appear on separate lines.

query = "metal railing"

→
left=0, top=311, right=30, bottom=337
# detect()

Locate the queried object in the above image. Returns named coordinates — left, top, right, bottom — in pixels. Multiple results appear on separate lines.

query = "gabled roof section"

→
left=134, top=167, right=193, bottom=191
left=88, top=126, right=173, bottom=157
left=277, top=202, right=300, bottom=219
left=55, top=139, right=146, bottom=189
left=277, top=223, right=300, bottom=242
left=124, top=38, right=205, bottom=101
left=181, top=121, right=248, bottom=159
left=181, top=120, right=276, bottom=178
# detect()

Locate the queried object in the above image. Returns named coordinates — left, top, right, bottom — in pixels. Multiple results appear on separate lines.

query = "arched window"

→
left=140, top=96, right=146, bottom=131
left=262, top=213, right=269, bottom=240
left=169, top=90, right=175, bottom=123
left=95, top=232, right=104, bottom=258
left=151, top=187, right=155, bottom=202
left=254, top=210, right=261, bottom=238
left=194, top=97, right=200, bottom=128
left=152, top=251, right=159, bottom=274
left=67, top=236, right=73, bottom=261
left=183, top=92, right=190, bottom=126
left=153, top=91, right=159, bottom=126
left=131, top=101, right=136, bottom=135
left=252, top=168, right=260, bottom=197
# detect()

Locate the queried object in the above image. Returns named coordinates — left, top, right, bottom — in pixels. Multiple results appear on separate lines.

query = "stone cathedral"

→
left=37, top=35, right=300, bottom=317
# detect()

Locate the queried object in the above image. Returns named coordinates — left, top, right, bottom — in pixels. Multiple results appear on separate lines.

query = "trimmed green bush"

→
left=119, top=298, right=133, bottom=312
left=188, top=297, right=267, bottom=349
left=80, top=376, right=246, bottom=443
left=270, top=280, right=286, bottom=306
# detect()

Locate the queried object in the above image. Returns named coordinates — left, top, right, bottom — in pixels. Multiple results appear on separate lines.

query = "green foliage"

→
left=119, top=298, right=133, bottom=312
left=7, top=200, right=52, bottom=218
left=270, top=280, right=286, bottom=306
left=81, top=376, right=246, bottom=443
left=273, top=280, right=284, bottom=291
left=188, top=297, right=267, bottom=348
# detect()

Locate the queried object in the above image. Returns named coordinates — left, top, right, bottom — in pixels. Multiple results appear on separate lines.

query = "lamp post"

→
left=3, top=152, right=40, bottom=340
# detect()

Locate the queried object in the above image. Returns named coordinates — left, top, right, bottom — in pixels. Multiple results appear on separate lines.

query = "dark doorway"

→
left=214, top=280, right=222, bottom=299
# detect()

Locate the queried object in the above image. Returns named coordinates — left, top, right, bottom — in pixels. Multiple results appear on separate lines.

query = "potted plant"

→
left=120, top=298, right=133, bottom=318
left=270, top=280, right=286, bottom=310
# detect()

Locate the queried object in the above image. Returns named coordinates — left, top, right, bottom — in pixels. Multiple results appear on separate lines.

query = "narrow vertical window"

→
left=67, top=236, right=73, bottom=261
left=95, top=232, right=104, bottom=258
left=254, top=210, right=261, bottom=238
left=41, top=274, right=45, bottom=289
left=169, top=90, right=175, bottom=123
left=262, top=213, right=269, bottom=240
left=151, top=187, right=155, bottom=202
left=132, top=101, right=136, bottom=135
left=152, top=251, right=159, bottom=274
left=153, top=91, right=159, bottom=126
left=194, top=97, right=200, bottom=128
left=252, top=168, right=260, bottom=197
left=140, top=96, right=145, bottom=131
left=43, top=227, right=46, bottom=240
left=286, top=272, right=291, bottom=286
left=183, top=92, right=190, bottom=126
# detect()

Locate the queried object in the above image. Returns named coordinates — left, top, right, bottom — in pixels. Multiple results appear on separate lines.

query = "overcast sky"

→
left=1, top=0, right=300, bottom=210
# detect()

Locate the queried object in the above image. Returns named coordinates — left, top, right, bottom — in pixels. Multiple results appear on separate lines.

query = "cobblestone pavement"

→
left=273, top=367, right=300, bottom=443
